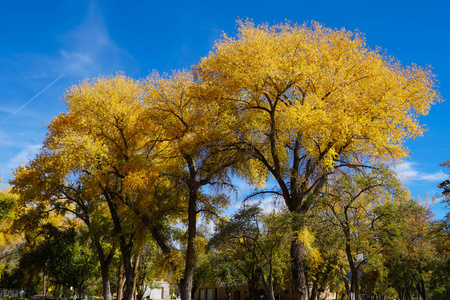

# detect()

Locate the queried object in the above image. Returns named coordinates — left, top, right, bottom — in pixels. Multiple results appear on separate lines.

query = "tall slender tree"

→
left=380, top=200, right=435, bottom=300
left=319, top=167, right=406, bottom=300
left=210, top=205, right=291, bottom=300
left=142, top=71, right=241, bottom=300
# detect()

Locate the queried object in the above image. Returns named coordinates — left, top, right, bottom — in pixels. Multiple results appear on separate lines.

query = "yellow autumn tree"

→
left=53, top=74, right=161, bottom=300
left=11, top=148, right=119, bottom=300
left=0, top=188, right=22, bottom=274
left=142, top=70, right=241, bottom=300
left=11, top=74, right=167, bottom=300
left=195, top=20, right=440, bottom=300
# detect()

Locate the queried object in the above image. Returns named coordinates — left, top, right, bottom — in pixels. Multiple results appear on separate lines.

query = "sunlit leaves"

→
left=196, top=20, right=440, bottom=174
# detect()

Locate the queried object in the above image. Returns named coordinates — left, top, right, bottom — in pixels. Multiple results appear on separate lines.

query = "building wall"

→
left=196, top=283, right=293, bottom=300
left=195, top=283, right=335, bottom=300
left=143, top=282, right=171, bottom=300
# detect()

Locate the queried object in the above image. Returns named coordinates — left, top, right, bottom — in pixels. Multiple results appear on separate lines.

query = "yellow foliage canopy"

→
left=196, top=20, right=440, bottom=171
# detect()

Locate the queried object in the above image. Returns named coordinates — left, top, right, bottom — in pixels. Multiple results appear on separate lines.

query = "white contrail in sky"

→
left=1, top=73, right=65, bottom=124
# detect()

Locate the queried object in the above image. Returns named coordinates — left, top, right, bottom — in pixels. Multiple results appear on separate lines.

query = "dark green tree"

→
left=210, top=204, right=291, bottom=300
left=433, top=160, right=450, bottom=300
left=19, top=224, right=98, bottom=297
left=197, top=252, right=245, bottom=300
left=379, top=200, right=435, bottom=300
left=319, top=167, right=405, bottom=300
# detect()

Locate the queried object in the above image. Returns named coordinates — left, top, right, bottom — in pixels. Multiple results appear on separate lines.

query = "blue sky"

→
left=1, top=0, right=449, bottom=218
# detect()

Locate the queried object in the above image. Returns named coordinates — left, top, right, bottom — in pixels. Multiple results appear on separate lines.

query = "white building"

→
left=142, top=282, right=171, bottom=300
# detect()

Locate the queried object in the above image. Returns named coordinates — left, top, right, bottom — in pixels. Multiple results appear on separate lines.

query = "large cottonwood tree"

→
left=12, top=75, right=159, bottom=300
left=143, top=71, right=241, bottom=300
left=11, top=150, right=118, bottom=300
left=210, top=205, right=291, bottom=300
left=195, top=20, right=440, bottom=300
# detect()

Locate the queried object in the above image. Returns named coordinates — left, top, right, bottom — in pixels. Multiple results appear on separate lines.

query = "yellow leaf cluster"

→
left=296, top=227, right=323, bottom=270
left=154, top=249, right=184, bottom=281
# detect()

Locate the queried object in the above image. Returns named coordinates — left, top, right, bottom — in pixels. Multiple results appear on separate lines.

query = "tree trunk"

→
left=136, top=287, right=144, bottom=300
left=417, top=279, right=426, bottom=300
left=344, top=237, right=359, bottom=300
left=136, top=254, right=147, bottom=300
left=121, top=245, right=136, bottom=300
left=249, top=282, right=258, bottom=300
left=400, top=288, right=404, bottom=300
left=105, top=193, right=136, bottom=300
left=317, top=286, right=325, bottom=300
left=43, top=271, right=46, bottom=298
left=77, top=283, right=84, bottom=300
left=117, top=233, right=135, bottom=300
left=117, top=264, right=126, bottom=300
left=260, top=268, right=275, bottom=300
left=181, top=187, right=198, bottom=300
left=132, top=254, right=140, bottom=300
left=225, top=288, right=232, bottom=300
left=290, top=237, right=308, bottom=300
left=344, top=278, right=350, bottom=300
left=267, top=282, right=275, bottom=300
left=309, top=283, right=317, bottom=300
left=94, top=240, right=114, bottom=300
left=191, top=278, right=198, bottom=300
left=100, top=268, right=112, bottom=300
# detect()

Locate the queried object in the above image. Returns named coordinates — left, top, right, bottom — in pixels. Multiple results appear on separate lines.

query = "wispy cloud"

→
left=55, top=2, right=138, bottom=77
left=392, top=161, right=447, bottom=183
left=2, top=2, right=138, bottom=83
left=0, top=144, right=41, bottom=179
